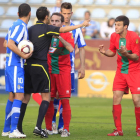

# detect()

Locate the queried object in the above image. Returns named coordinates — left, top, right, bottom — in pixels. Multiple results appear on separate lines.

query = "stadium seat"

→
left=6, top=7, right=18, bottom=17
left=111, top=0, right=128, bottom=6
left=91, top=8, right=106, bottom=18
left=73, top=8, right=88, bottom=18
left=0, top=32, right=7, bottom=38
left=62, top=0, right=77, bottom=4
left=138, top=24, right=140, bottom=33
left=31, top=7, right=37, bottom=18
left=0, top=6, right=4, bottom=16
left=95, top=0, right=110, bottom=5
left=78, top=0, right=94, bottom=5
left=11, top=0, right=26, bottom=3
left=0, top=0, right=9, bottom=3
left=128, top=0, right=140, bottom=6
left=126, top=9, right=139, bottom=19
left=45, top=0, right=56, bottom=4
left=128, top=23, right=136, bottom=31
left=28, top=0, right=43, bottom=4
left=1, top=19, right=14, bottom=29
left=108, top=9, right=123, bottom=18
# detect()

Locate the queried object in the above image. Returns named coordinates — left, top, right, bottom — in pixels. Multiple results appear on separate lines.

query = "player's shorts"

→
left=5, top=66, right=24, bottom=93
left=113, top=70, right=140, bottom=94
left=71, top=72, right=75, bottom=93
left=50, top=73, right=71, bottom=98
left=24, top=62, right=50, bottom=93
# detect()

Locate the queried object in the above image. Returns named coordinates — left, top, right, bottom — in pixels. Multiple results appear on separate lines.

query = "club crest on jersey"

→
left=53, top=42, right=57, bottom=47
left=136, top=39, right=139, bottom=44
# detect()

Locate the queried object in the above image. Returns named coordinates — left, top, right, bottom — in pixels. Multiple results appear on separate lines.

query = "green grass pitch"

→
left=0, top=94, right=139, bottom=140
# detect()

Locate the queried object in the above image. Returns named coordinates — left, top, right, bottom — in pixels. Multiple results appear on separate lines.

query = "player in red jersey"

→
left=44, top=12, right=74, bottom=137
left=99, top=15, right=140, bottom=137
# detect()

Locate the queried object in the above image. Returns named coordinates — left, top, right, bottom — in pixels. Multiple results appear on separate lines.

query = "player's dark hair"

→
left=85, top=11, right=91, bottom=16
left=51, top=12, right=64, bottom=22
left=61, top=2, right=72, bottom=11
left=115, top=15, right=129, bottom=27
left=18, top=3, right=31, bottom=18
left=36, top=7, right=49, bottom=21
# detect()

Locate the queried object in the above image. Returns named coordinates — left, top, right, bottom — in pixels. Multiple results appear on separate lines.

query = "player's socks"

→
left=52, top=99, right=59, bottom=123
left=36, top=100, right=49, bottom=130
left=58, top=104, right=64, bottom=129
left=17, top=103, right=27, bottom=133
left=11, top=99, right=22, bottom=133
left=45, top=101, right=54, bottom=131
left=113, top=104, right=122, bottom=131
left=61, top=99, right=71, bottom=132
left=32, top=93, right=42, bottom=105
left=135, top=107, right=140, bottom=130
left=3, top=100, right=13, bottom=132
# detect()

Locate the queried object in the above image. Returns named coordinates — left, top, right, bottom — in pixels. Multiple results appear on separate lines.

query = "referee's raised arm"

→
left=59, top=20, right=90, bottom=33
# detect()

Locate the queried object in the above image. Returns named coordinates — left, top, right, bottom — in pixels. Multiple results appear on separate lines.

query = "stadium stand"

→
left=0, top=0, right=140, bottom=37
left=95, top=0, right=110, bottom=5
left=78, top=0, right=94, bottom=5
left=128, top=22, right=136, bottom=31
left=91, top=8, right=106, bottom=18
left=0, top=7, right=4, bottom=16
left=0, top=19, right=14, bottom=29
left=112, top=0, right=127, bottom=6
left=108, top=9, right=123, bottom=18
left=126, top=9, right=140, bottom=19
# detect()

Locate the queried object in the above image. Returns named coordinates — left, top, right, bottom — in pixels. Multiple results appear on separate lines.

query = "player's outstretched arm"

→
left=56, top=35, right=74, bottom=52
left=59, top=20, right=90, bottom=33
left=99, top=44, right=115, bottom=57
left=7, top=39, right=32, bottom=59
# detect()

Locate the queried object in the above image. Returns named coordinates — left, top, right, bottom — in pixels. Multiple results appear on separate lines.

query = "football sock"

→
left=61, top=99, right=71, bottom=132
left=45, top=101, right=54, bottom=131
left=36, top=100, right=49, bottom=130
left=58, top=104, right=64, bottom=129
left=3, top=100, right=13, bottom=132
left=135, top=107, right=140, bottom=131
left=11, top=99, right=22, bottom=133
left=52, top=99, right=59, bottom=123
left=32, top=93, right=42, bottom=105
left=113, top=104, right=122, bottom=131
left=17, top=103, right=27, bottom=133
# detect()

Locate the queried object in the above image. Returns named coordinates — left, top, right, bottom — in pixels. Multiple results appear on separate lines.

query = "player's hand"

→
left=53, top=35, right=59, bottom=38
left=21, top=51, right=33, bottom=59
left=99, top=44, right=105, bottom=54
left=82, top=19, right=90, bottom=27
left=118, top=46, right=128, bottom=56
left=78, top=67, right=85, bottom=79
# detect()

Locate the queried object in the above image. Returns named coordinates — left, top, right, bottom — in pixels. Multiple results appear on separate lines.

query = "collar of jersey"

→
left=36, top=21, right=45, bottom=24
left=18, top=19, right=27, bottom=26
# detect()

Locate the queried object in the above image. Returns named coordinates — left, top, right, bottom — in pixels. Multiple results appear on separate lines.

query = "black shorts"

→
left=24, top=62, right=50, bottom=93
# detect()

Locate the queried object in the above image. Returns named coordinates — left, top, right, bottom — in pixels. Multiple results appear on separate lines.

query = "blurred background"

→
left=0, top=0, right=138, bottom=99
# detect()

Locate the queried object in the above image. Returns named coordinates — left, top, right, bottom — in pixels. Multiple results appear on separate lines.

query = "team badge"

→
left=136, top=39, right=139, bottom=44
left=17, top=85, right=20, bottom=90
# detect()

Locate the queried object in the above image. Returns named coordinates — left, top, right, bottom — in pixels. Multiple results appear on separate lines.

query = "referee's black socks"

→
left=36, top=100, right=49, bottom=130
left=17, top=103, right=27, bottom=133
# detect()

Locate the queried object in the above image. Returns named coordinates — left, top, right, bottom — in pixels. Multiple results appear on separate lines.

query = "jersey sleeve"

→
left=131, top=35, right=140, bottom=56
left=10, top=25, right=25, bottom=44
left=109, top=33, right=116, bottom=53
left=76, top=28, right=86, bottom=48
left=46, top=25, right=60, bottom=36
left=66, top=32, right=75, bottom=48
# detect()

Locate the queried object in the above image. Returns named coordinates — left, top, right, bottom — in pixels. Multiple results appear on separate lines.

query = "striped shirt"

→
left=63, top=22, right=86, bottom=73
left=5, top=19, right=28, bottom=68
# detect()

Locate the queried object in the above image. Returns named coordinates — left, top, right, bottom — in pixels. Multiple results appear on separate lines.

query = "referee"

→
left=17, top=6, right=89, bottom=138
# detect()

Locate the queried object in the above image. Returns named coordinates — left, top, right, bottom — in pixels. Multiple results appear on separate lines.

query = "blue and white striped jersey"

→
left=63, top=22, right=86, bottom=73
left=5, top=19, right=28, bottom=68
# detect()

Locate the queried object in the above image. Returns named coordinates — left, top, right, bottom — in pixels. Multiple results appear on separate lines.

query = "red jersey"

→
left=109, top=30, right=140, bottom=74
left=47, top=32, right=74, bottom=74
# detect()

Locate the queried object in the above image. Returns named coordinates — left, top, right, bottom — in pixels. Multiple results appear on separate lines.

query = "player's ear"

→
left=71, top=12, right=73, bottom=16
left=29, top=11, right=31, bottom=16
left=17, top=12, right=19, bottom=16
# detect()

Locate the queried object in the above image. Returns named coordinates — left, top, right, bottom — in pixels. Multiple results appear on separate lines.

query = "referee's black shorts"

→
left=24, top=62, right=50, bottom=93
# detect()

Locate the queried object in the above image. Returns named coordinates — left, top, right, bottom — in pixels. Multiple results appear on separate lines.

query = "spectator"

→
left=51, top=0, right=62, bottom=15
left=80, top=11, right=99, bottom=39
left=100, top=18, right=115, bottom=39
